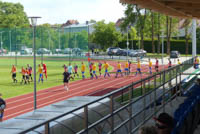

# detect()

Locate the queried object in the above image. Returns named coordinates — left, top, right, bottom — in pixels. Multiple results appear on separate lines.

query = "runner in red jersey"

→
left=43, top=63, right=47, bottom=80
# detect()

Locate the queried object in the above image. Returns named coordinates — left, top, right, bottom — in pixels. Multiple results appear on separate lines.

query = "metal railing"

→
left=18, top=58, right=194, bottom=134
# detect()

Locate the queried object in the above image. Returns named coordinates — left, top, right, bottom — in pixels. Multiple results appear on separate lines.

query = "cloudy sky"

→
left=4, top=0, right=126, bottom=25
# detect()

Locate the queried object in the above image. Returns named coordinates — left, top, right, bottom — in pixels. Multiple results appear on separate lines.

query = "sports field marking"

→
left=5, top=74, right=128, bottom=111
left=4, top=74, right=141, bottom=119
left=6, top=76, right=111, bottom=105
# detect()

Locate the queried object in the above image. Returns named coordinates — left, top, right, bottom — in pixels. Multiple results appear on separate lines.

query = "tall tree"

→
left=0, top=1, right=29, bottom=28
left=136, top=7, right=147, bottom=49
left=151, top=11, right=155, bottom=53
left=182, top=19, right=191, bottom=55
left=157, top=13, right=161, bottom=54
left=91, top=21, right=122, bottom=49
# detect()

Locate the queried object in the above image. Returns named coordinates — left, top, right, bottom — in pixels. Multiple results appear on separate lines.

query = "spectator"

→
left=197, top=75, right=200, bottom=85
left=0, top=93, right=6, bottom=122
left=138, top=126, right=158, bottom=134
left=154, top=113, right=175, bottom=134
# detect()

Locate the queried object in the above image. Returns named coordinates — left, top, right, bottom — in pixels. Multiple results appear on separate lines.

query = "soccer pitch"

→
left=0, top=56, right=113, bottom=99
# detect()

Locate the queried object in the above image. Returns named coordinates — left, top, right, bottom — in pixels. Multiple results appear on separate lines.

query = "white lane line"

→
left=5, top=76, right=126, bottom=111
left=4, top=76, right=135, bottom=119
left=6, top=76, right=113, bottom=105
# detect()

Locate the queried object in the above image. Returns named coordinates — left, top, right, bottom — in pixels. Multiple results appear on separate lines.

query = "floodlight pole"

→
left=192, top=19, right=196, bottom=58
left=9, top=31, right=12, bottom=56
left=86, top=21, right=89, bottom=60
left=59, top=27, right=61, bottom=50
left=0, top=31, right=4, bottom=55
left=162, top=30, right=164, bottom=70
left=29, top=16, right=41, bottom=110
left=127, top=27, right=129, bottom=61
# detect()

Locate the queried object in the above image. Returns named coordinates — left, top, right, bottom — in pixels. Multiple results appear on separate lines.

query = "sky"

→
left=4, top=0, right=126, bottom=25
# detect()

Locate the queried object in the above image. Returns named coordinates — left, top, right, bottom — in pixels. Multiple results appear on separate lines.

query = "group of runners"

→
left=10, top=63, right=47, bottom=84
left=62, top=58, right=179, bottom=91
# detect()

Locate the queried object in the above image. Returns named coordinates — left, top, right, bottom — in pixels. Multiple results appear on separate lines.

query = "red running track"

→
left=3, top=61, right=168, bottom=121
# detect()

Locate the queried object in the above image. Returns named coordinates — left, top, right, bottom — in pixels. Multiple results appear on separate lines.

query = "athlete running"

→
left=37, top=64, right=43, bottom=83
left=149, top=58, right=152, bottom=75
left=43, top=63, right=47, bottom=80
left=155, top=58, right=159, bottom=72
left=103, top=61, right=110, bottom=78
left=98, top=62, right=102, bottom=76
left=115, top=61, right=123, bottom=78
left=81, top=62, right=86, bottom=80
left=11, top=65, right=17, bottom=83
left=135, top=59, right=142, bottom=76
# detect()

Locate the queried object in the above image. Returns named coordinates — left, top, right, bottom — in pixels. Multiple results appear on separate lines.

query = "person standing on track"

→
left=11, top=65, right=17, bottom=83
left=43, top=63, right=47, bottom=80
left=63, top=68, right=70, bottom=91
left=98, top=62, right=102, bottom=76
left=155, top=58, right=159, bottom=72
left=21, top=66, right=26, bottom=84
left=27, top=64, right=32, bottom=81
left=124, top=61, right=129, bottom=76
left=135, top=59, right=142, bottom=76
left=89, top=62, right=93, bottom=79
left=0, top=93, right=6, bottom=122
left=37, top=64, right=43, bottom=83
left=88, top=56, right=91, bottom=64
left=103, top=61, right=110, bottom=78
left=81, top=62, right=86, bottom=80
left=92, top=63, right=98, bottom=79
left=177, top=59, right=181, bottom=65
left=149, top=58, right=153, bottom=75
left=68, top=63, right=74, bottom=80
left=168, top=58, right=172, bottom=68
left=115, top=61, right=123, bottom=78
left=73, top=64, right=79, bottom=78
left=128, top=60, right=131, bottom=75
left=25, top=68, right=30, bottom=84
left=63, top=64, right=67, bottom=70
left=196, top=56, right=199, bottom=69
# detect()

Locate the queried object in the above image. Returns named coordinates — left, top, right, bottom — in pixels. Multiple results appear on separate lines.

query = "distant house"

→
left=62, top=21, right=96, bottom=34
left=61, top=20, right=79, bottom=28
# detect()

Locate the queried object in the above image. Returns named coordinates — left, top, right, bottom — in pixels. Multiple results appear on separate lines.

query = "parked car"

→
left=116, top=48, right=124, bottom=56
left=37, top=48, right=51, bottom=55
left=107, top=47, right=120, bottom=56
left=53, top=49, right=62, bottom=54
left=135, top=49, right=147, bottom=57
left=72, top=48, right=82, bottom=55
left=20, top=48, right=32, bottom=55
left=63, top=48, right=72, bottom=54
left=129, top=50, right=138, bottom=57
left=170, top=51, right=180, bottom=58
left=0, top=49, right=7, bottom=54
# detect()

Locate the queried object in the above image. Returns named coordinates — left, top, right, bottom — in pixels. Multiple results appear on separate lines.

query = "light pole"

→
left=29, top=16, right=41, bottom=110
left=0, top=31, right=4, bottom=55
left=59, top=27, right=61, bottom=49
left=127, top=27, right=129, bottom=61
left=86, top=21, right=89, bottom=59
left=47, top=31, right=51, bottom=51
left=9, top=31, right=12, bottom=56
left=161, top=30, right=164, bottom=70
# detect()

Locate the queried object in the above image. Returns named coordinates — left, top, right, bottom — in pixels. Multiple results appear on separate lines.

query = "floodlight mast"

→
left=28, top=16, right=41, bottom=110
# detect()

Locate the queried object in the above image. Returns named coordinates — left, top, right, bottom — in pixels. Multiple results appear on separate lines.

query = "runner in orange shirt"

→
left=25, top=68, right=30, bottom=84
left=21, top=66, right=26, bottom=84
left=11, top=65, right=17, bottom=83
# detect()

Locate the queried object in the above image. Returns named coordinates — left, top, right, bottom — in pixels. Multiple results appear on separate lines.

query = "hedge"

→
left=118, top=39, right=200, bottom=54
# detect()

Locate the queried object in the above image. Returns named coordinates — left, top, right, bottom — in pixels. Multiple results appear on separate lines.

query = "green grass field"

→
left=0, top=56, right=113, bottom=99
